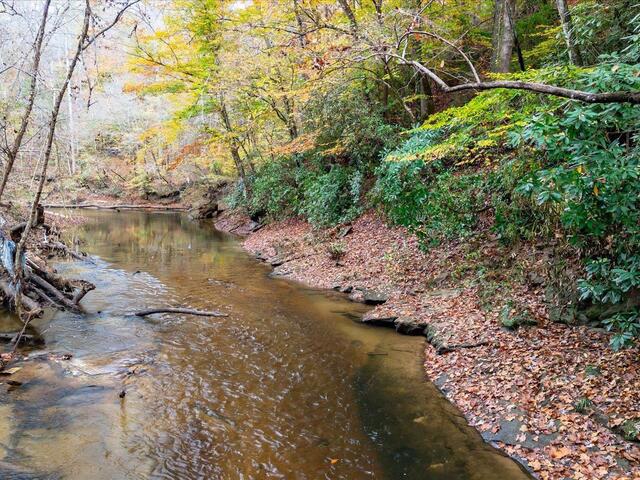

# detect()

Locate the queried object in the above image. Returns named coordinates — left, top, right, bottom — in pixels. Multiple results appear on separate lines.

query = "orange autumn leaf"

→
left=550, top=446, right=572, bottom=459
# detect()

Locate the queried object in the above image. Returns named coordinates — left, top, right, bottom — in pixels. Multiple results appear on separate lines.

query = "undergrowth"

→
left=230, top=11, right=640, bottom=348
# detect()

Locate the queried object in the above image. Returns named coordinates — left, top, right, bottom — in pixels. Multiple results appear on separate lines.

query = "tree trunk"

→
left=0, top=0, right=51, bottom=201
left=219, top=97, right=250, bottom=191
left=555, top=0, right=583, bottom=66
left=282, top=95, right=298, bottom=140
left=419, top=76, right=435, bottom=121
left=292, top=0, right=307, bottom=47
left=491, top=0, right=515, bottom=73
left=337, top=0, right=358, bottom=33
left=13, top=0, right=91, bottom=320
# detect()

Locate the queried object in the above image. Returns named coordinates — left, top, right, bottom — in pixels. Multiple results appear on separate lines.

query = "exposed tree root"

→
left=0, top=212, right=96, bottom=330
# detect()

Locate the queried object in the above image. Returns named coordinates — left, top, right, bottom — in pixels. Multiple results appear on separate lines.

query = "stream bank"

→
left=215, top=209, right=640, bottom=480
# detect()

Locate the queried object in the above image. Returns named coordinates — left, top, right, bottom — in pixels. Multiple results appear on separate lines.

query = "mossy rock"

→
left=500, top=303, right=538, bottom=330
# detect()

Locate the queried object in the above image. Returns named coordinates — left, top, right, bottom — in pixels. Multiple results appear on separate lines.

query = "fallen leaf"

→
left=550, top=446, right=571, bottom=459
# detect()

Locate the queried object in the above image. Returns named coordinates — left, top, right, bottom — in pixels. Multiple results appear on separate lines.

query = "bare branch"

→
left=386, top=53, right=640, bottom=105
left=83, top=0, right=141, bottom=51
left=398, top=30, right=481, bottom=83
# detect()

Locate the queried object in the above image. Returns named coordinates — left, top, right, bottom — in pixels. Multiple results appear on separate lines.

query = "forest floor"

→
left=215, top=209, right=640, bottom=480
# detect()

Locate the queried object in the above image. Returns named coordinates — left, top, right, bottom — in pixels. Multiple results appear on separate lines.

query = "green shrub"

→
left=300, top=166, right=363, bottom=227
left=247, top=158, right=306, bottom=219
left=574, top=397, right=593, bottom=414
left=571, top=0, right=640, bottom=65
left=602, top=310, right=640, bottom=351
left=327, top=241, right=346, bottom=261
left=372, top=158, right=431, bottom=227
left=304, top=88, right=401, bottom=167
left=374, top=161, right=488, bottom=247
left=513, top=62, right=640, bottom=348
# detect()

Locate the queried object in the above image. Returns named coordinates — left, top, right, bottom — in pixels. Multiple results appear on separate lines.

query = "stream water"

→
left=0, top=210, right=530, bottom=479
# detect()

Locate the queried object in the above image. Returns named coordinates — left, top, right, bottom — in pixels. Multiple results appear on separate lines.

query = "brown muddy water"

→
left=0, top=210, right=530, bottom=479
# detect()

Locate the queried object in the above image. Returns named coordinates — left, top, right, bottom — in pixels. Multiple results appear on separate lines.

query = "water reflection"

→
left=0, top=211, right=530, bottom=479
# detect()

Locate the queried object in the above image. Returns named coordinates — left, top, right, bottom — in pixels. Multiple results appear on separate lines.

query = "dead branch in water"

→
left=28, top=272, right=84, bottom=313
left=134, top=308, right=228, bottom=317
left=41, top=241, right=91, bottom=262
left=0, top=280, right=43, bottom=318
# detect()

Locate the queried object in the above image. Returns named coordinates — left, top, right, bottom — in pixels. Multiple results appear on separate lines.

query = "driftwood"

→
left=29, top=284, right=61, bottom=308
left=0, top=279, right=43, bottom=318
left=0, top=250, right=96, bottom=323
left=28, top=272, right=84, bottom=313
left=42, top=241, right=90, bottom=262
left=134, top=308, right=228, bottom=317
left=43, top=203, right=188, bottom=211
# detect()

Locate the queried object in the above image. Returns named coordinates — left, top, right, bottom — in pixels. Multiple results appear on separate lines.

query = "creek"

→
left=0, top=210, right=530, bottom=479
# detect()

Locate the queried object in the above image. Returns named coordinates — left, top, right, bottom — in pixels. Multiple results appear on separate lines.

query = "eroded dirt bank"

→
left=215, top=209, right=640, bottom=480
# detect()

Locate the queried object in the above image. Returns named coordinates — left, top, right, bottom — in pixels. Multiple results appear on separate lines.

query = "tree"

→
left=7, top=0, right=140, bottom=323
left=555, top=0, right=583, bottom=66
left=0, top=0, right=51, bottom=202
left=491, top=0, right=516, bottom=73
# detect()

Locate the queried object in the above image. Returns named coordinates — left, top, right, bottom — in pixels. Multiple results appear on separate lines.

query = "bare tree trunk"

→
left=219, top=96, right=250, bottom=191
left=0, top=0, right=51, bottom=201
left=64, top=34, right=77, bottom=173
left=337, top=0, right=358, bottom=33
left=13, top=0, right=91, bottom=319
left=555, top=0, right=583, bottom=66
left=506, top=1, right=526, bottom=71
left=491, top=0, right=515, bottom=73
left=292, top=0, right=307, bottom=47
left=418, top=76, right=434, bottom=121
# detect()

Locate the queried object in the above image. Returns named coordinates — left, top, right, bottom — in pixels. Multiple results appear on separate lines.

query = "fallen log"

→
left=0, top=279, right=42, bottom=318
left=26, top=259, right=94, bottom=306
left=42, top=241, right=90, bottom=262
left=28, top=272, right=84, bottom=313
left=29, top=284, right=62, bottom=309
left=133, top=308, right=228, bottom=317
left=72, top=284, right=95, bottom=305
left=43, top=203, right=189, bottom=211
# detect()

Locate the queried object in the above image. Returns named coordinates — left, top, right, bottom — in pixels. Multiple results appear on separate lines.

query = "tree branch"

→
left=387, top=53, right=640, bottom=104
left=83, top=0, right=141, bottom=51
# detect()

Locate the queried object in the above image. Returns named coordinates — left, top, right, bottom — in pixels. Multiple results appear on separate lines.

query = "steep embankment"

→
left=215, top=209, right=640, bottom=480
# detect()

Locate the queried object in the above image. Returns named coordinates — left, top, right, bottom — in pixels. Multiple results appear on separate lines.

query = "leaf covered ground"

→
left=216, top=209, right=640, bottom=479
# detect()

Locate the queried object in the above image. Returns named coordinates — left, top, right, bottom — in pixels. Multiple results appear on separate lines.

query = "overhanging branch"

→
left=387, top=53, right=640, bottom=105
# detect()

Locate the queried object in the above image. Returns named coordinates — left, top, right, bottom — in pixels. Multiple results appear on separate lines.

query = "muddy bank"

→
left=214, top=209, right=640, bottom=480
